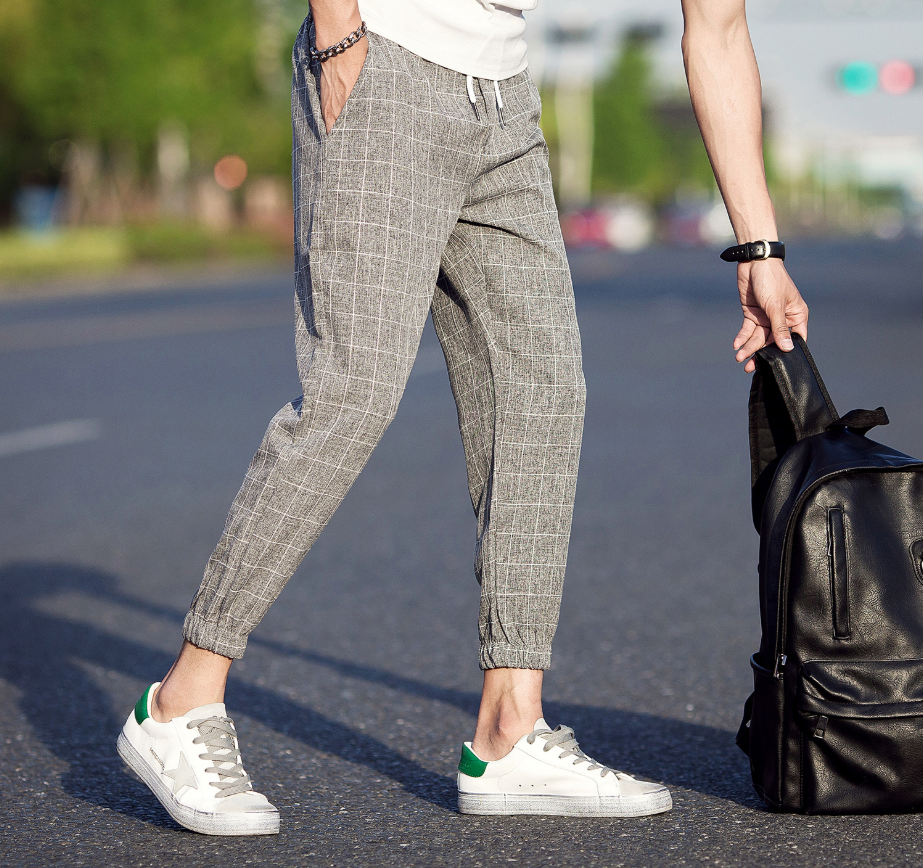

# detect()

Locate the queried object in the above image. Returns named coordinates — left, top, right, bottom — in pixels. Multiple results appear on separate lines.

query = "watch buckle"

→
left=756, top=239, right=771, bottom=260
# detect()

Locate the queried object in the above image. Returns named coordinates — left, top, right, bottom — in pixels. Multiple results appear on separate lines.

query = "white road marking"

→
left=0, top=419, right=101, bottom=458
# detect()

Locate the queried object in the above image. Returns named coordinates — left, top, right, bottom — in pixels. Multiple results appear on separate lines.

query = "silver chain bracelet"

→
left=309, top=21, right=367, bottom=63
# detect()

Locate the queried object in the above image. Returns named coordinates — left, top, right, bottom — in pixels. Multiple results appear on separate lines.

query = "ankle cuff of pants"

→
left=183, top=612, right=248, bottom=660
left=479, top=645, right=552, bottom=671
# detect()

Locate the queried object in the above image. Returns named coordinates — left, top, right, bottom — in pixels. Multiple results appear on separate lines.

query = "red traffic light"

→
left=880, top=60, right=915, bottom=95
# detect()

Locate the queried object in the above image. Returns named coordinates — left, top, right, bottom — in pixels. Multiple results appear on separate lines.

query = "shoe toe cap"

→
left=614, top=773, right=669, bottom=799
left=214, top=791, right=278, bottom=814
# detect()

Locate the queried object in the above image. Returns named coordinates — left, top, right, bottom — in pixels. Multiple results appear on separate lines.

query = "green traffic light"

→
left=838, top=61, right=878, bottom=94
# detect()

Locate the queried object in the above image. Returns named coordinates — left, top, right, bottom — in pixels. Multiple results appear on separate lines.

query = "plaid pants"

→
left=184, top=22, right=586, bottom=670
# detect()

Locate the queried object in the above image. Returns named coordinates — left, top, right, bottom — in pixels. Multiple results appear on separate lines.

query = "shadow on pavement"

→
left=0, top=561, right=760, bottom=829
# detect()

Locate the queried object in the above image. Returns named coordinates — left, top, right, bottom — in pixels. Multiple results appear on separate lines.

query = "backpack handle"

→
left=748, top=334, right=839, bottom=530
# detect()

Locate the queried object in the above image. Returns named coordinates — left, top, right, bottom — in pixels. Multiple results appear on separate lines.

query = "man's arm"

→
left=681, top=0, right=808, bottom=372
left=309, top=0, right=368, bottom=134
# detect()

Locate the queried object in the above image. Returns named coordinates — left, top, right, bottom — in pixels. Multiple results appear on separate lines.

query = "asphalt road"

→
left=2, top=239, right=923, bottom=867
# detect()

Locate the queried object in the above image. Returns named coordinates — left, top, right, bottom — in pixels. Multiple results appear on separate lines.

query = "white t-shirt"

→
left=358, top=0, right=535, bottom=81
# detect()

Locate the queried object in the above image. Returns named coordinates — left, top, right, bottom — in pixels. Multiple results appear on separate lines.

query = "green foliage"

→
left=0, top=0, right=299, bottom=216
left=592, top=37, right=664, bottom=196
left=0, top=226, right=129, bottom=279
left=0, top=222, right=285, bottom=281
left=591, top=34, right=714, bottom=203
left=126, top=221, right=280, bottom=262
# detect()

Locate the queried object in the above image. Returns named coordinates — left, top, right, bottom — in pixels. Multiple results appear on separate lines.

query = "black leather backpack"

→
left=736, top=335, right=923, bottom=814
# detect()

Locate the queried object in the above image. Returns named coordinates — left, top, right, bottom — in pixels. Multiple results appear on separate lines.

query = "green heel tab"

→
left=134, top=684, right=153, bottom=725
left=458, top=744, right=488, bottom=778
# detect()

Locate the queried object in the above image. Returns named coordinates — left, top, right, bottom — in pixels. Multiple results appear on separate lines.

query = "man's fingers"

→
left=767, top=303, right=794, bottom=352
left=735, top=321, right=771, bottom=363
left=791, top=313, right=808, bottom=344
left=733, top=318, right=756, bottom=351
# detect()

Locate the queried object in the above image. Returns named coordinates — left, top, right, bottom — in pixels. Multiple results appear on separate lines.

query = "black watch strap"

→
left=720, top=240, right=785, bottom=263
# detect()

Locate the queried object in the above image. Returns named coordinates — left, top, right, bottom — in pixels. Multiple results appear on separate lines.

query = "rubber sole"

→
left=457, top=788, right=673, bottom=817
left=117, top=731, right=280, bottom=836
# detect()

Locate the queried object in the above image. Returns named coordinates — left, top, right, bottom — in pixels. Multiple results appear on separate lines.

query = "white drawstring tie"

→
left=466, top=74, right=480, bottom=121
left=466, top=74, right=505, bottom=125
left=493, top=79, right=505, bottom=125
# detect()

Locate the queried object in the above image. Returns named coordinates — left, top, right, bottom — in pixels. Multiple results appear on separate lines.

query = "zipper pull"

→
left=773, top=653, right=787, bottom=678
left=812, top=715, right=828, bottom=740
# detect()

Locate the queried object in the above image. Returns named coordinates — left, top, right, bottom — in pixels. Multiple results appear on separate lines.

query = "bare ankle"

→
left=150, top=684, right=173, bottom=724
left=471, top=667, right=544, bottom=761
left=471, top=718, right=536, bottom=761
left=150, top=641, right=233, bottom=723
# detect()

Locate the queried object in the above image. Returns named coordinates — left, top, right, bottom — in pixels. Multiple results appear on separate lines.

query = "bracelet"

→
left=720, top=239, right=786, bottom=263
left=309, top=21, right=367, bottom=63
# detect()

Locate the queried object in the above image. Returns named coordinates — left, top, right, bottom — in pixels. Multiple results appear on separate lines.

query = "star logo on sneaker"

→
left=162, top=752, right=198, bottom=794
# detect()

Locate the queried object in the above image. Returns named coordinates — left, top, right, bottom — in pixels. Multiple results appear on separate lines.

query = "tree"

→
left=592, top=31, right=664, bottom=197
left=0, top=0, right=300, bottom=221
left=592, top=29, right=714, bottom=204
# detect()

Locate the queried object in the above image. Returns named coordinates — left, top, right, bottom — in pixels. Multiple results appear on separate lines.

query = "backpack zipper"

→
left=773, top=654, right=787, bottom=678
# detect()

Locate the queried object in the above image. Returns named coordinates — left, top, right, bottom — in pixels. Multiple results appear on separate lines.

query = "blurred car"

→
left=560, top=200, right=655, bottom=251
left=662, top=198, right=735, bottom=247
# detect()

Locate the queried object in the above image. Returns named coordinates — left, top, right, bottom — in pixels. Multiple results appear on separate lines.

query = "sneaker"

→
left=117, top=683, right=280, bottom=835
left=456, top=718, right=672, bottom=817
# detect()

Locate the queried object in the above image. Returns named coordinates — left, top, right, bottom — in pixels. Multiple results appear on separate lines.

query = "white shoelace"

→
left=526, top=724, right=618, bottom=777
left=187, top=716, right=253, bottom=797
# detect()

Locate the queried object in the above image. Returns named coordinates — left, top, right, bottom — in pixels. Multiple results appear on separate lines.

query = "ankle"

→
left=149, top=641, right=233, bottom=723
left=471, top=667, right=544, bottom=760
left=150, top=681, right=226, bottom=723
left=150, top=684, right=183, bottom=723
left=471, top=716, right=537, bottom=761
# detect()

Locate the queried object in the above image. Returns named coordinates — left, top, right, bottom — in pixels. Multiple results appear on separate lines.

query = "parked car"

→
left=561, top=199, right=655, bottom=251
left=662, top=198, right=735, bottom=247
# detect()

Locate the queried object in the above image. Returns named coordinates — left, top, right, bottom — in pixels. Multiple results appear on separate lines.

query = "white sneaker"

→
left=457, top=719, right=672, bottom=817
left=117, top=683, right=280, bottom=835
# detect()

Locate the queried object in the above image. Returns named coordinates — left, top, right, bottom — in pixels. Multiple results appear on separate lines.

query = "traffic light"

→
left=880, top=60, right=916, bottom=95
left=837, top=60, right=917, bottom=95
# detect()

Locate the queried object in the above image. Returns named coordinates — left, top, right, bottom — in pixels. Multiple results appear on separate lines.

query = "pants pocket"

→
left=319, top=32, right=375, bottom=142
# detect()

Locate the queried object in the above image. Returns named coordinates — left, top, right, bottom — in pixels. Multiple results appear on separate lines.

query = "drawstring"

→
left=466, top=74, right=505, bottom=126
left=493, top=80, right=504, bottom=126
left=466, top=74, right=480, bottom=121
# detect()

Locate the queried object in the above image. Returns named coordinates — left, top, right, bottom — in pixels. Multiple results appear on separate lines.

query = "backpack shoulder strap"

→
left=749, top=334, right=839, bottom=530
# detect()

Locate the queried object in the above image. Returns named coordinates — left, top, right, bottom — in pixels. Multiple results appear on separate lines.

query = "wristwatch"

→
left=720, top=240, right=785, bottom=263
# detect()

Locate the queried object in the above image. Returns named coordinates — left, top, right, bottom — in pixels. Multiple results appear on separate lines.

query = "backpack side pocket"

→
left=747, top=652, right=786, bottom=808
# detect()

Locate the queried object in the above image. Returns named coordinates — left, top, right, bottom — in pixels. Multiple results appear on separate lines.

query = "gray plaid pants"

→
left=184, top=22, right=586, bottom=670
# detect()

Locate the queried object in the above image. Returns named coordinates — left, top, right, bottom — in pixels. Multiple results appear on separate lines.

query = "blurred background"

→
left=1, top=0, right=922, bottom=281
left=4, top=4, right=923, bottom=863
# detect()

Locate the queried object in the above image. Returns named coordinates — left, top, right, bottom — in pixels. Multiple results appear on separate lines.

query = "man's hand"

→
left=319, top=40, right=367, bottom=133
left=733, top=259, right=809, bottom=373
left=311, top=0, right=367, bottom=133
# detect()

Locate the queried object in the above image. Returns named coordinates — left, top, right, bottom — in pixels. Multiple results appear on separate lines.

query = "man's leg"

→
left=432, top=73, right=585, bottom=760
left=118, top=29, right=472, bottom=833
left=179, top=30, right=465, bottom=668
left=437, top=73, right=671, bottom=816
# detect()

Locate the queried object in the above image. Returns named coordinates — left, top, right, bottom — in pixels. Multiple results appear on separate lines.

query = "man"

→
left=117, top=0, right=806, bottom=835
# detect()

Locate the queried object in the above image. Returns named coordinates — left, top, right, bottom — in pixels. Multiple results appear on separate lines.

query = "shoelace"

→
left=187, top=716, right=253, bottom=797
left=526, top=725, right=619, bottom=777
